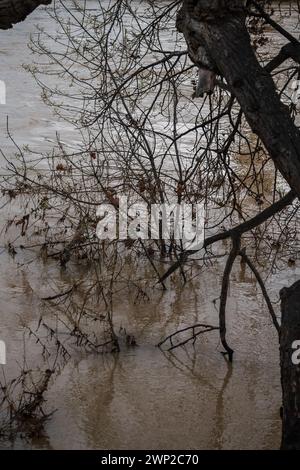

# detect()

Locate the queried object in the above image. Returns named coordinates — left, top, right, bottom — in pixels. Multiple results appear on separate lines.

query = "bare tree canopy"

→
left=1, top=0, right=300, bottom=451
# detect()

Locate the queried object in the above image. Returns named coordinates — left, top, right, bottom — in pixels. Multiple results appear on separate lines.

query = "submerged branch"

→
left=157, top=323, right=219, bottom=351
left=239, top=248, right=280, bottom=334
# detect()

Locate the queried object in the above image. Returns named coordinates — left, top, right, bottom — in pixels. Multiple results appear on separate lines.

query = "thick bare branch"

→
left=179, top=1, right=300, bottom=198
left=158, top=190, right=296, bottom=285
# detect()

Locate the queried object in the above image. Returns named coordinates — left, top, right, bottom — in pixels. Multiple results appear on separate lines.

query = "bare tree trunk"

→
left=280, top=281, right=300, bottom=450
left=0, top=0, right=51, bottom=29
left=179, top=0, right=300, bottom=198
left=177, top=0, right=300, bottom=449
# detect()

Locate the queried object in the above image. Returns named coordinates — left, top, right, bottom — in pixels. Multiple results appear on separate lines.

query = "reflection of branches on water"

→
left=160, top=347, right=220, bottom=393
left=35, top=253, right=147, bottom=354
left=211, top=362, right=233, bottom=450
left=0, top=366, right=55, bottom=443
left=160, top=347, right=233, bottom=448
left=158, top=323, right=219, bottom=351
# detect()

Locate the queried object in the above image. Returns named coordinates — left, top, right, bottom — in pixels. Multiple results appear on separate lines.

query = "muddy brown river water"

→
left=0, top=1, right=300, bottom=450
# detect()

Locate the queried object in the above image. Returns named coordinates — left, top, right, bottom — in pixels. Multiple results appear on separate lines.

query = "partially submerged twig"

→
left=157, top=323, right=219, bottom=351
left=239, top=248, right=280, bottom=334
left=219, top=236, right=240, bottom=362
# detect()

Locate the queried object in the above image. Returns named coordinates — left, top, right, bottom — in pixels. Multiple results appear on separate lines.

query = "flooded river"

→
left=0, top=1, right=299, bottom=450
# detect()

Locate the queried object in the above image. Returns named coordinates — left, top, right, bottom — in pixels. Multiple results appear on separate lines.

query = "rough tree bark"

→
left=178, top=0, right=300, bottom=199
left=280, top=281, right=300, bottom=450
left=0, top=0, right=51, bottom=29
